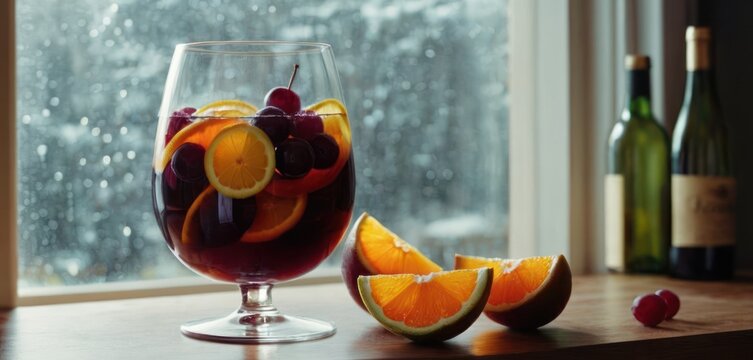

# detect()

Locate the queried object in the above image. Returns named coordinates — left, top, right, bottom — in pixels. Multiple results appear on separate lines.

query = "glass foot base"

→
left=181, top=312, right=336, bottom=344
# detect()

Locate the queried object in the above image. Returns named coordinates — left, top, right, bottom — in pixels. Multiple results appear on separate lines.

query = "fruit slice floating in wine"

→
left=204, top=123, right=276, bottom=199
left=241, top=191, right=307, bottom=243
left=341, top=213, right=442, bottom=309
left=454, top=254, right=572, bottom=330
left=357, top=268, right=493, bottom=343
left=156, top=118, right=244, bottom=172
left=195, top=99, right=258, bottom=118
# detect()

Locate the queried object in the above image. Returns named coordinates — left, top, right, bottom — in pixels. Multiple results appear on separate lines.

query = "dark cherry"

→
left=171, top=143, right=206, bottom=182
left=290, top=110, right=324, bottom=140
left=309, top=133, right=340, bottom=169
left=165, top=107, right=196, bottom=144
left=161, top=161, right=207, bottom=210
left=264, top=64, right=302, bottom=114
left=198, top=192, right=257, bottom=247
left=265, top=87, right=301, bottom=114
left=655, top=289, right=680, bottom=320
left=253, top=106, right=290, bottom=145
left=631, top=294, right=667, bottom=327
left=275, top=138, right=315, bottom=179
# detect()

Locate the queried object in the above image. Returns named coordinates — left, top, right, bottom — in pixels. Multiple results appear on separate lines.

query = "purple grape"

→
left=171, top=143, right=206, bottom=182
left=253, top=106, right=290, bottom=145
left=264, top=87, right=301, bottom=114
left=290, top=110, right=324, bottom=140
left=631, top=294, right=667, bottom=327
left=309, top=134, right=340, bottom=169
left=198, top=192, right=257, bottom=247
left=275, top=138, right=315, bottom=178
left=165, top=107, right=196, bottom=144
left=655, top=289, right=680, bottom=320
left=161, top=161, right=207, bottom=210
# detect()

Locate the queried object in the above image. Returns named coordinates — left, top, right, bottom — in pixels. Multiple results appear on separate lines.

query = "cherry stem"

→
left=287, top=64, right=300, bottom=90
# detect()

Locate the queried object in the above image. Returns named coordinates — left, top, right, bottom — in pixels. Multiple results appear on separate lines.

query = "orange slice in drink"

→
left=195, top=99, right=257, bottom=118
left=265, top=98, right=352, bottom=197
left=204, top=123, right=276, bottom=199
left=156, top=118, right=243, bottom=172
left=181, top=186, right=214, bottom=245
left=454, top=254, right=572, bottom=329
left=241, top=191, right=307, bottom=243
left=357, top=268, right=493, bottom=342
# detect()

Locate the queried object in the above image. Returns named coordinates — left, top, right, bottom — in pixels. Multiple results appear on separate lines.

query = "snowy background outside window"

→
left=16, top=0, right=509, bottom=287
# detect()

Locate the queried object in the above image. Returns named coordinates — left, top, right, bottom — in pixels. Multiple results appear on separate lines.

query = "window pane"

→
left=16, top=0, right=509, bottom=287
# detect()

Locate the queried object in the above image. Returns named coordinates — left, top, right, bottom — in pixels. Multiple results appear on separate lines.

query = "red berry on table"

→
left=655, top=289, right=680, bottom=320
left=290, top=110, right=324, bottom=140
left=631, top=294, right=667, bottom=327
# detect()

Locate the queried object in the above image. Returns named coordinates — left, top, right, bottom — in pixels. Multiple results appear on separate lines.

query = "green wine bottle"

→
left=606, top=55, right=671, bottom=273
left=670, top=27, right=736, bottom=280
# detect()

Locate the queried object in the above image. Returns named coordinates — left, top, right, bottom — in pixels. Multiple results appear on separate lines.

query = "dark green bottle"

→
left=670, top=27, right=736, bottom=280
left=606, top=55, right=671, bottom=273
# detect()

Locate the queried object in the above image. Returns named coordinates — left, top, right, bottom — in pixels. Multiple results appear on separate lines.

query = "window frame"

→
left=2, top=0, right=681, bottom=307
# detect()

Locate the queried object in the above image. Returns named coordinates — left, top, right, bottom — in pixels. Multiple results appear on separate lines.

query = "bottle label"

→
left=604, top=174, right=625, bottom=270
left=672, top=175, right=736, bottom=247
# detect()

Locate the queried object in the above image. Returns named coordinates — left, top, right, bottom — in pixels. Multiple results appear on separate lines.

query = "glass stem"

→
left=238, top=284, right=281, bottom=325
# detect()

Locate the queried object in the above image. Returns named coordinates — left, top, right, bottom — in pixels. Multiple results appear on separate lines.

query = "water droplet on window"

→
left=91, top=127, right=100, bottom=136
left=36, top=144, right=48, bottom=158
left=120, top=126, right=128, bottom=135
left=126, top=150, right=136, bottom=160
left=80, top=116, right=89, bottom=126
left=42, top=109, right=50, bottom=117
left=425, top=49, right=436, bottom=58
left=22, top=115, right=31, bottom=124
left=79, top=158, right=87, bottom=166
left=102, top=155, right=111, bottom=165
left=83, top=179, right=93, bottom=188
left=103, top=17, right=111, bottom=26
left=102, top=133, right=112, bottom=143
left=49, top=97, right=60, bottom=106
left=119, top=89, right=128, bottom=98
left=100, top=180, right=108, bottom=188
left=123, top=226, right=132, bottom=237
left=89, top=29, right=99, bottom=38
left=124, top=18, right=133, bottom=27
left=54, top=171, right=63, bottom=181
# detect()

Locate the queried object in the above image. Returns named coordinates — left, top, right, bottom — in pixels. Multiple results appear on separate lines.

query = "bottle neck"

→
left=624, top=69, right=652, bottom=119
left=683, top=36, right=716, bottom=107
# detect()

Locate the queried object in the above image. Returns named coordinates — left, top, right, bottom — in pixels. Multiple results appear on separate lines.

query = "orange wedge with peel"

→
left=155, top=118, right=243, bottom=172
left=241, top=191, right=307, bottom=243
left=265, top=98, right=352, bottom=197
left=181, top=186, right=214, bottom=245
left=194, top=99, right=257, bottom=118
left=341, top=213, right=442, bottom=309
left=204, top=123, right=276, bottom=199
left=357, top=268, right=493, bottom=342
left=454, top=254, right=572, bottom=329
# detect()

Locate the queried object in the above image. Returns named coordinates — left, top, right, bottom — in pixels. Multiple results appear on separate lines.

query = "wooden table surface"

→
left=1, top=275, right=753, bottom=359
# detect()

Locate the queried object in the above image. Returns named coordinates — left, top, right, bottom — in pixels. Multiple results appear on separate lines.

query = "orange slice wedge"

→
left=155, top=118, right=243, bottom=172
left=354, top=213, right=442, bottom=275
left=241, top=191, right=307, bottom=243
left=204, top=123, right=276, bottom=199
left=181, top=186, right=214, bottom=245
left=454, top=254, right=572, bottom=329
left=264, top=98, right=352, bottom=197
left=357, top=268, right=493, bottom=342
left=195, top=99, right=257, bottom=118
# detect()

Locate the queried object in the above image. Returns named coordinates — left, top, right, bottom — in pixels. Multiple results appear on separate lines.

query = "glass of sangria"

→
left=151, top=41, right=354, bottom=343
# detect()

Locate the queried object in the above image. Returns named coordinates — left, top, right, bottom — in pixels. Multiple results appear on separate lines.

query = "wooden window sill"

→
left=1, top=275, right=752, bottom=359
